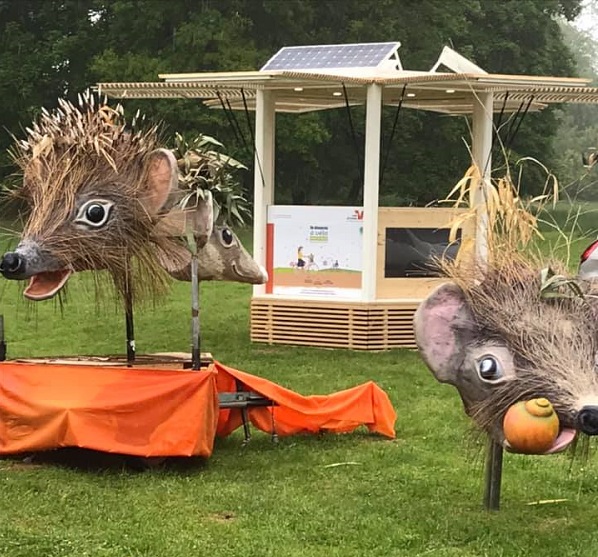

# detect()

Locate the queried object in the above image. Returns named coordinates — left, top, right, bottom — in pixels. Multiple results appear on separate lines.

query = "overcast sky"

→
left=575, top=0, right=598, bottom=39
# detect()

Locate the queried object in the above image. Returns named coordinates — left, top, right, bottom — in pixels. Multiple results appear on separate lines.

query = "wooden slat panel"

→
left=250, top=298, right=420, bottom=351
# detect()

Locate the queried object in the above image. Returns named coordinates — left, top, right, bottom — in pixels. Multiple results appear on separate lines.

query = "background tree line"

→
left=0, top=0, right=596, bottom=209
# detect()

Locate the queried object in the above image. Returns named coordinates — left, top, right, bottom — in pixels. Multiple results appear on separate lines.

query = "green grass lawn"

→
left=536, top=200, right=598, bottom=266
left=2, top=219, right=598, bottom=556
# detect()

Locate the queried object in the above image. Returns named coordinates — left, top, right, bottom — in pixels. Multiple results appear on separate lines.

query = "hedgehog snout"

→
left=576, top=406, right=598, bottom=435
left=0, top=251, right=24, bottom=278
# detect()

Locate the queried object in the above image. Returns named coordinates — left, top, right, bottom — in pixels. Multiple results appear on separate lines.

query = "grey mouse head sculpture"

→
left=414, top=251, right=598, bottom=454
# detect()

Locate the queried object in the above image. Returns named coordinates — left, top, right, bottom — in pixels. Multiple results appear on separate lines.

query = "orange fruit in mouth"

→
left=502, top=398, right=560, bottom=454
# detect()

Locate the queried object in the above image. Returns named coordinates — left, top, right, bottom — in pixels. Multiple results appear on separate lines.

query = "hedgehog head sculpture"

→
left=0, top=96, right=205, bottom=302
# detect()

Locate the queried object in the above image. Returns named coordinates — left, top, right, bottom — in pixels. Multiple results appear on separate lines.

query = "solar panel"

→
left=261, top=42, right=401, bottom=72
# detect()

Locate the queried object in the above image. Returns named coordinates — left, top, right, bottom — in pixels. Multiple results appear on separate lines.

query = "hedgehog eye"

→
left=75, top=200, right=113, bottom=228
left=477, top=356, right=504, bottom=382
left=220, top=228, right=234, bottom=247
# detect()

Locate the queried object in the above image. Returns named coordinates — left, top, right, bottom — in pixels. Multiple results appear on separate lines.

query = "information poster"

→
left=267, top=205, right=363, bottom=299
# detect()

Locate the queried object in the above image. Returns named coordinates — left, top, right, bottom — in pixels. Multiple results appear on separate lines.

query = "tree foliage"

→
left=550, top=5, right=598, bottom=200
left=0, top=0, right=589, bottom=208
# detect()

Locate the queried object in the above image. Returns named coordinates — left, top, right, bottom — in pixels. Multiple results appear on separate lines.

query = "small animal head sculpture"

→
left=414, top=252, right=598, bottom=454
left=166, top=225, right=268, bottom=284
left=0, top=96, right=265, bottom=301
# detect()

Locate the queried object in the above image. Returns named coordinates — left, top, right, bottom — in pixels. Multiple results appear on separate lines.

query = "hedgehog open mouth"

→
left=503, top=427, right=577, bottom=455
left=24, top=270, right=72, bottom=301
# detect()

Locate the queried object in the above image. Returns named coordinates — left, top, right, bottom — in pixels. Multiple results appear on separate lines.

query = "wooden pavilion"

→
left=98, top=43, right=598, bottom=350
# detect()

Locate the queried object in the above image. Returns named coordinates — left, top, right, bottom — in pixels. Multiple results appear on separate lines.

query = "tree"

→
left=461, top=0, right=583, bottom=195
left=0, top=0, right=585, bottom=206
left=0, top=0, right=98, bottom=175
left=553, top=15, right=598, bottom=199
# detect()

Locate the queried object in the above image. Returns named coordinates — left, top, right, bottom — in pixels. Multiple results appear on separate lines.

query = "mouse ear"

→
left=414, top=283, right=475, bottom=383
left=142, top=149, right=178, bottom=215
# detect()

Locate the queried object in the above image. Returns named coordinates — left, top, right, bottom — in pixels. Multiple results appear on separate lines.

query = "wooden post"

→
left=252, top=89, right=276, bottom=298
left=361, top=83, right=383, bottom=302
left=483, top=439, right=504, bottom=511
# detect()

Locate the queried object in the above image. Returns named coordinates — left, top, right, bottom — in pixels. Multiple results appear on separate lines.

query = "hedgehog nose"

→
left=0, top=252, right=23, bottom=277
left=577, top=406, right=598, bottom=436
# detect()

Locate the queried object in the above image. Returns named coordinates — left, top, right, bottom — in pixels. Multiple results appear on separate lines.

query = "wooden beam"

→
left=362, top=83, right=383, bottom=302
left=472, top=91, right=493, bottom=262
left=253, top=89, right=276, bottom=297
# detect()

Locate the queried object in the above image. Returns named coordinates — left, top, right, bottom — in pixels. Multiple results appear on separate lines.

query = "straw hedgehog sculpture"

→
left=0, top=95, right=266, bottom=302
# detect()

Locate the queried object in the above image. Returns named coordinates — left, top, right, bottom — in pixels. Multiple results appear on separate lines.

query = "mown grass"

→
left=2, top=215, right=598, bottom=556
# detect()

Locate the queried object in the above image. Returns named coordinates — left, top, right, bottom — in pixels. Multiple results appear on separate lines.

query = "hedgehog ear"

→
left=142, top=148, right=178, bottom=215
left=414, top=282, right=474, bottom=383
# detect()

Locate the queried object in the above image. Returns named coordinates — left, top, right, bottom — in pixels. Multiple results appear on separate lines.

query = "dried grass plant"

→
left=443, top=156, right=560, bottom=267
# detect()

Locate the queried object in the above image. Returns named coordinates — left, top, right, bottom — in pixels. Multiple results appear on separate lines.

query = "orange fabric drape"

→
left=214, top=361, right=396, bottom=439
left=0, top=360, right=396, bottom=457
left=0, top=362, right=219, bottom=457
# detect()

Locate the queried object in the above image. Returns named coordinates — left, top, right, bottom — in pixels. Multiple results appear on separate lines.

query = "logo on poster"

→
left=347, top=209, right=364, bottom=221
left=309, top=225, right=328, bottom=242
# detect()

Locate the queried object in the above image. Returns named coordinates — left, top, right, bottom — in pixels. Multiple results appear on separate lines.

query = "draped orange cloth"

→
left=214, top=361, right=396, bottom=439
left=0, top=360, right=396, bottom=458
left=0, top=362, right=220, bottom=457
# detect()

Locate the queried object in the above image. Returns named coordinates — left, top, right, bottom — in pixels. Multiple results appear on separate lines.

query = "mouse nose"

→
left=577, top=406, right=598, bottom=436
left=0, top=252, right=24, bottom=277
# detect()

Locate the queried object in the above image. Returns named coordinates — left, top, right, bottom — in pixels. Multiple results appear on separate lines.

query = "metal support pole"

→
left=190, top=253, right=201, bottom=371
left=124, top=268, right=135, bottom=366
left=473, top=93, right=500, bottom=510
left=483, top=438, right=504, bottom=511
left=252, top=89, right=275, bottom=298
left=0, top=315, right=6, bottom=361
left=186, top=230, right=201, bottom=371
left=472, top=92, right=494, bottom=263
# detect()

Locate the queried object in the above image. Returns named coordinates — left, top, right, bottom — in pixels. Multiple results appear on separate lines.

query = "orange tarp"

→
left=0, top=360, right=396, bottom=458
left=215, top=361, right=396, bottom=439
left=0, top=362, right=219, bottom=457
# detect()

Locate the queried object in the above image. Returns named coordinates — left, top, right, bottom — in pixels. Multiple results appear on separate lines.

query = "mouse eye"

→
left=477, top=356, right=504, bottom=382
left=220, top=228, right=234, bottom=247
left=75, top=200, right=113, bottom=228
